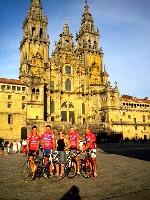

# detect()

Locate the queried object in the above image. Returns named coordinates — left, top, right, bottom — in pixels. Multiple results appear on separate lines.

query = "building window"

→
left=61, top=111, right=67, bottom=121
left=8, top=95, right=12, bottom=99
left=148, top=115, right=150, bottom=120
left=69, top=111, right=75, bottom=124
left=120, top=119, right=122, bottom=124
left=134, top=118, right=136, bottom=123
left=135, top=126, right=137, bottom=130
left=1, top=85, right=5, bottom=90
left=12, top=86, right=16, bottom=91
left=8, top=103, right=12, bottom=108
left=36, top=89, right=39, bottom=94
left=65, top=79, right=71, bottom=91
left=22, top=96, right=25, bottom=100
left=36, top=116, right=38, bottom=119
left=8, top=114, right=13, bottom=124
left=32, top=27, right=35, bottom=36
left=65, top=65, right=71, bottom=75
left=81, top=85, right=84, bottom=93
left=32, top=88, right=35, bottom=93
left=101, top=116, right=105, bottom=122
left=22, top=104, right=26, bottom=109
left=22, top=87, right=26, bottom=92
left=40, top=28, right=43, bottom=38
left=128, top=115, right=131, bottom=119
left=50, top=81, right=54, bottom=91
left=7, top=85, right=11, bottom=90
left=142, top=116, right=145, bottom=122
left=82, top=103, right=85, bottom=114
left=50, top=100, right=54, bottom=113
left=17, top=86, right=21, bottom=91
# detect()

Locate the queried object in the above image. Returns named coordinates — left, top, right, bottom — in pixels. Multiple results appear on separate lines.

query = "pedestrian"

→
left=8, top=142, right=11, bottom=154
left=17, top=141, right=21, bottom=153
left=13, top=140, right=17, bottom=153
left=22, top=139, right=27, bottom=156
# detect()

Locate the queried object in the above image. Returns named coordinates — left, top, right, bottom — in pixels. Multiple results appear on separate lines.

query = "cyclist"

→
left=83, top=125, right=97, bottom=177
left=55, top=130, right=71, bottom=177
left=27, top=125, right=40, bottom=180
left=41, top=125, right=56, bottom=177
left=68, top=126, right=80, bottom=175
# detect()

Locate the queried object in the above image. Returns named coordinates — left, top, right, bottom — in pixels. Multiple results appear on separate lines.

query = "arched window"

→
left=65, top=65, right=71, bottom=75
left=32, top=27, right=35, bottom=36
left=50, top=100, right=54, bottom=113
left=40, top=28, right=43, bottom=38
left=88, top=39, right=91, bottom=48
left=65, top=79, right=71, bottom=91
left=82, top=103, right=85, bottom=114
left=94, top=41, right=97, bottom=49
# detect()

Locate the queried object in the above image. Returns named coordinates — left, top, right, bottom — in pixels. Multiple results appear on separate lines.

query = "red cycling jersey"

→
left=68, top=131, right=80, bottom=149
left=41, top=132, right=55, bottom=149
left=85, top=132, right=96, bottom=149
left=27, top=133, right=40, bottom=150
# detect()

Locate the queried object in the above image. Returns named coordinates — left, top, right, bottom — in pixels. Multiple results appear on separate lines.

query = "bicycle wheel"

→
left=66, top=160, right=77, bottom=179
left=80, top=159, right=93, bottom=178
left=21, top=160, right=33, bottom=182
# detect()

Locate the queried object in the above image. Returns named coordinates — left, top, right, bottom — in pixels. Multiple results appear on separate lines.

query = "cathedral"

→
left=0, top=0, right=150, bottom=141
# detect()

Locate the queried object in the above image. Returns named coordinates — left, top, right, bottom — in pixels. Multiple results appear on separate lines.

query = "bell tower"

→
left=19, top=0, right=50, bottom=124
left=19, top=0, right=50, bottom=83
left=76, top=1, right=104, bottom=86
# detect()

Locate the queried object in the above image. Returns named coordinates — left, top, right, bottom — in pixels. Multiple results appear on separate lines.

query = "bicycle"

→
left=21, top=154, right=50, bottom=182
left=21, top=149, right=77, bottom=182
left=63, top=150, right=80, bottom=179
left=43, top=149, right=80, bottom=180
left=80, top=149, right=95, bottom=178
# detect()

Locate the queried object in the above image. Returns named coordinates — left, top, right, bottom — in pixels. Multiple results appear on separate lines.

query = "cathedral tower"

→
left=76, top=1, right=104, bottom=86
left=19, top=0, right=50, bottom=123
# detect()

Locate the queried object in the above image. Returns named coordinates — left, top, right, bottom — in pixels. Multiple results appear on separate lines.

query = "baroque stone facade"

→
left=0, top=0, right=150, bottom=141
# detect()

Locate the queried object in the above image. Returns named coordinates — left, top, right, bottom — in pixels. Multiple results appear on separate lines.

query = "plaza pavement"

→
left=0, top=142, right=150, bottom=200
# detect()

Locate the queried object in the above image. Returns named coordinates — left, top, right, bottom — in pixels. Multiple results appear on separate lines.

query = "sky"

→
left=0, top=0, right=150, bottom=99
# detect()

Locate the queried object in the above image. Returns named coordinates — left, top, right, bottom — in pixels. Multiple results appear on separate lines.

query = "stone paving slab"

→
left=0, top=143, right=150, bottom=200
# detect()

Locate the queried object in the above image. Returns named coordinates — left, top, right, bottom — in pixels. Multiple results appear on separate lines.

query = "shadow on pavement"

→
left=60, top=185, right=82, bottom=200
left=98, top=142, right=150, bottom=162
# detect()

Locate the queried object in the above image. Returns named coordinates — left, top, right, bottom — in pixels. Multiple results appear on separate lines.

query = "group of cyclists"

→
left=27, top=124, right=97, bottom=180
